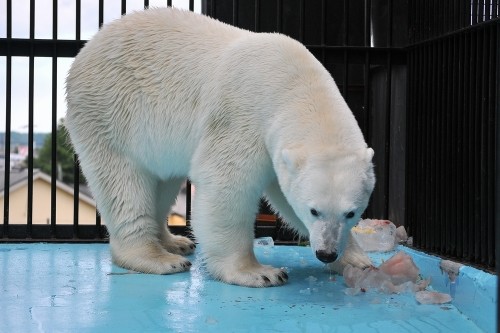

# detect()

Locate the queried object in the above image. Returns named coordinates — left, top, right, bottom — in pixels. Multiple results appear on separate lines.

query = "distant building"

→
left=0, top=169, right=98, bottom=225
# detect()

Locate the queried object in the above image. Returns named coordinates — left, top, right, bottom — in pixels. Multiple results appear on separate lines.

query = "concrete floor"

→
left=0, top=243, right=494, bottom=332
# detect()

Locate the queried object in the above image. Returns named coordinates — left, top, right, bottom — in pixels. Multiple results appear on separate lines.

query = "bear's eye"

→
left=345, top=211, right=355, bottom=219
left=310, top=208, right=319, bottom=217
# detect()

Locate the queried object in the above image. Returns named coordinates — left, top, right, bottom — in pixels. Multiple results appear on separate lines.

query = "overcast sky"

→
left=0, top=0, right=202, bottom=133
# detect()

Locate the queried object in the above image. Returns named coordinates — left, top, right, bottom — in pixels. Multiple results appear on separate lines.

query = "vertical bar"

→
left=167, top=0, right=172, bottom=8
left=479, top=27, right=489, bottom=265
left=383, top=0, right=393, bottom=219
left=27, top=0, right=35, bottom=237
left=434, top=39, right=442, bottom=253
left=450, top=34, right=459, bottom=257
left=478, top=0, right=484, bottom=23
left=448, top=35, right=457, bottom=256
left=320, top=0, right=326, bottom=63
left=343, top=0, right=349, bottom=46
left=495, top=22, right=500, bottom=314
left=73, top=154, right=80, bottom=238
left=3, top=0, right=13, bottom=237
left=365, top=0, right=371, bottom=47
left=487, top=24, right=496, bottom=268
left=189, top=0, right=194, bottom=11
left=298, top=0, right=304, bottom=42
left=99, top=0, right=104, bottom=28
left=76, top=0, right=81, bottom=40
left=144, top=0, right=149, bottom=9
left=405, top=47, right=412, bottom=236
left=457, top=31, right=468, bottom=259
left=363, top=52, right=371, bottom=143
left=423, top=44, right=431, bottom=249
left=92, top=0, right=101, bottom=232
left=121, top=0, right=126, bottom=15
left=277, top=0, right=282, bottom=33
left=472, top=0, right=478, bottom=25
left=51, top=0, right=58, bottom=235
left=485, top=0, right=491, bottom=20
left=185, top=180, right=192, bottom=227
left=254, top=0, right=260, bottom=32
left=232, top=0, right=238, bottom=26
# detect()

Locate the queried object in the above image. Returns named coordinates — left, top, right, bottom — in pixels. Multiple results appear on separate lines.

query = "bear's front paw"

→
left=214, top=264, right=289, bottom=287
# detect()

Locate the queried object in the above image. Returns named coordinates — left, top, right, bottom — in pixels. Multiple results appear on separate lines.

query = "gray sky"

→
left=0, top=0, right=201, bottom=133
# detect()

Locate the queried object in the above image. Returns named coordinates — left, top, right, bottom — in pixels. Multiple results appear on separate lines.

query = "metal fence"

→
left=406, top=0, right=499, bottom=270
left=0, top=0, right=498, bottom=273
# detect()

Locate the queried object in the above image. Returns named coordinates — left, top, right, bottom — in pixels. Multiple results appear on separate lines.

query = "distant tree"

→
left=33, top=119, right=86, bottom=184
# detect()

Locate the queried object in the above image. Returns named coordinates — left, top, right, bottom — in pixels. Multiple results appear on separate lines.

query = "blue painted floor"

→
left=0, top=243, right=492, bottom=332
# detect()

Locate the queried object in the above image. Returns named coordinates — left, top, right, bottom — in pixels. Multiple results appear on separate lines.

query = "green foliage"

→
left=33, top=120, right=86, bottom=184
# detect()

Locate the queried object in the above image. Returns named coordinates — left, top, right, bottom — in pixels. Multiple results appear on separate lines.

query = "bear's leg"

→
left=191, top=184, right=288, bottom=287
left=154, top=178, right=196, bottom=256
left=88, top=152, right=191, bottom=275
left=264, top=180, right=308, bottom=236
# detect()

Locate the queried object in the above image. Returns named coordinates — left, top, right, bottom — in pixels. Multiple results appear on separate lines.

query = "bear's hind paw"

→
left=161, top=234, right=196, bottom=256
left=112, top=243, right=192, bottom=275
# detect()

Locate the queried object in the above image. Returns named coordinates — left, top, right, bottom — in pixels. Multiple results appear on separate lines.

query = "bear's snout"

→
left=315, top=250, right=338, bottom=263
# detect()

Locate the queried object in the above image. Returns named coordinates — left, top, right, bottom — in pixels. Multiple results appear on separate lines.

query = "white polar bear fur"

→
left=65, top=8, right=375, bottom=287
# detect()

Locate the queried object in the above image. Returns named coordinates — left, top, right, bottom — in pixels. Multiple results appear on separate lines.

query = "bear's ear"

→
left=365, top=148, right=374, bottom=162
left=282, top=149, right=303, bottom=173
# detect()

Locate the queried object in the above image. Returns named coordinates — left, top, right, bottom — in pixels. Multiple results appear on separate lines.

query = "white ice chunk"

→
left=351, top=219, right=397, bottom=252
left=415, top=290, right=452, bottom=304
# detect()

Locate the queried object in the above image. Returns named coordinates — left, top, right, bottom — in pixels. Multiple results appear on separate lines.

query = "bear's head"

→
left=279, top=146, right=375, bottom=263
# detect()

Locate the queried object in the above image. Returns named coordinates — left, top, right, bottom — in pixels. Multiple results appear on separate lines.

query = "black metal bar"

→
left=232, top=0, right=238, bottom=26
left=495, top=21, right=500, bottom=323
left=451, top=33, right=461, bottom=257
left=343, top=0, right=349, bottom=46
left=488, top=23, right=497, bottom=268
left=384, top=0, right=393, bottom=220
left=363, top=51, right=371, bottom=144
left=73, top=154, right=80, bottom=238
left=365, top=0, right=371, bottom=47
left=298, top=0, right=304, bottom=42
left=99, top=0, right=104, bottom=28
left=50, top=0, right=58, bottom=236
left=27, top=0, right=35, bottom=238
left=276, top=0, right=282, bottom=33
left=2, top=0, right=13, bottom=238
left=76, top=0, right=81, bottom=40
left=457, top=31, right=468, bottom=259
left=121, top=0, right=126, bottom=15
left=254, top=0, right=260, bottom=32
left=144, top=0, right=149, bottom=9
left=479, top=26, right=489, bottom=265
left=472, top=0, right=478, bottom=25
left=447, top=34, right=457, bottom=256
left=185, top=180, right=192, bottom=227
left=167, top=0, right=172, bottom=8
left=320, top=0, right=326, bottom=63
left=189, top=0, right=194, bottom=11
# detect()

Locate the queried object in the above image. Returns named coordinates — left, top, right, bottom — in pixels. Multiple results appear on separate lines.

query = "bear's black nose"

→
left=315, top=250, right=338, bottom=263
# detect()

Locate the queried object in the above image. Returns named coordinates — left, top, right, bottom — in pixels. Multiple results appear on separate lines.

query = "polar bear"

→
left=65, top=8, right=375, bottom=287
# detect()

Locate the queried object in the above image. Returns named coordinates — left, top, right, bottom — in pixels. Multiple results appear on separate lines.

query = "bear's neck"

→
left=265, top=88, right=367, bottom=162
